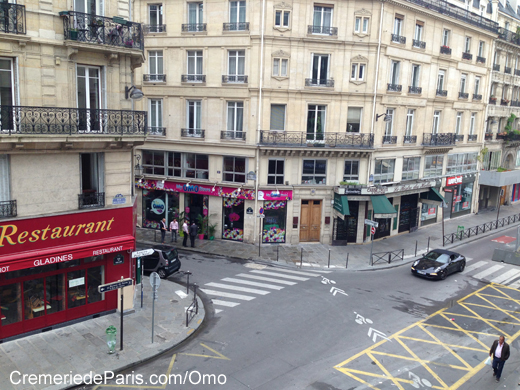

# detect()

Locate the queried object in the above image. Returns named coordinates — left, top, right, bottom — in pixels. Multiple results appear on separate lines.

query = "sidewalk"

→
left=0, top=277, right=204, bottom=390
left=137, top=203, right=520, bottom=270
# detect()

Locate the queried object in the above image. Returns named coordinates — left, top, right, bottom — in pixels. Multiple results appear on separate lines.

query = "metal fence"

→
left=186, top=284, right=199, bottom=327
left=443, top=213, right=520, bottom=246
left=371, top=249, right=404, bottom=265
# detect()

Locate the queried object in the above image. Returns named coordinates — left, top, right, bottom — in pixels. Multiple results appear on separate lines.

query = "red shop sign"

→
left=446, top=176, right=463, bottom=186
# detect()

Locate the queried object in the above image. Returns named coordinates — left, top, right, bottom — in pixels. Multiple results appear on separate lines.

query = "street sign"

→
left=257, top=214, right=265, bottom=218
left=259, top=208, right=264, bottom=215
left=364, top=219, right=379, bottom=228
left=371, top=226, right=376, bottom=235
left=132, top=248, right=154, bottom=258
left=98, top=278, right=133, bottom=293
left=150, top=272, right=161, bottom=288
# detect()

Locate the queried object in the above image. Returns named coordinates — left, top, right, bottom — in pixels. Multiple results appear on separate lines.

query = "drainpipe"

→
left=254, top=0, right=266, bottom=245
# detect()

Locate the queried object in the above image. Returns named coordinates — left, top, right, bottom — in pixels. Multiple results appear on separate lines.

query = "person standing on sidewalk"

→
left=182, top=220, right=189, bottom=247
left=489, top=335, right=510, bottom=382
left=170, top=218, right=178, bottom=242
left=189, top=221, right=198, bottom=248
left=160, top=218, right=167, bottom=244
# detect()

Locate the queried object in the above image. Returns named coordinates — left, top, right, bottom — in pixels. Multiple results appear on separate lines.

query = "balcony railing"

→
left=498, top=27, right=520, bottom=46
left=422, top=133, right=455, bottom=146
left=408, top=86, right=422, bottom=94
left=489, top=98, right=497, bottom=105
left=305, top=78, right=334, bottom=87
left=181, top=128, right=205, bottom=138
left=462, top=52, right=472, bottom=60
left=436, top=89, right=448, bottom=97
left=182, top=23, right=207, bottom=32
left=221, top=130, right=246, bottom=140
left=143, top=74, right=166, bottom=82
left=143, top=24, right=166, bottom=33
left=440, top=46, right=452, bottom=55
left=0, top=200, right=16, bottom=218
left=515, top=69, right=520, bottom=76
left=259, top=131, right=374, bottom=148
left=458, top=92, right=469, bottom=99
left=222, top=75, right=248, bottom=83
left=61, top=11, right=144, bottom=51
left=455, top=134, right=464, bottom=142
left=78, top=192, right=105, bottom=209
left=493, top=64, right=500, bottom=71
left=391, top=34, right=406, bottom=44
left=473, top=93, right=482, bottom=100
left=383, top=135, right=397, bottom=144
left=412, top=39, right=426, bottom=48
left=0, top=3, right=25, bottom=35
left=182, top=74, right=206, bottom=83
left=484, top=133, right=494, bottom=141
left=0, top=106, right=147, bottom=135
left=223, top=22, right=249, bottom=31
left=476, top=56, right=486, bottom=64
left=403, top=135, right=417, bottom=144
left=148, top=127, right=166, bottom=136
left=307, top=25, right=338, bottom=35
left=505, top=66, right=512, bottom=74
left=468, top=134, right=477, bottom=142
left=501, top=99, right=510, bottom=106
left=387, top=83, right=402, bottom=92
left=511, top=100, right=520, bottom=107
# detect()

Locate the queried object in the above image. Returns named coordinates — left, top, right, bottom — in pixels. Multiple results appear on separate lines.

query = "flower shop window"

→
left=222, top=197, right=244, bottom=241
left=262, top=201, right=286, bottom=243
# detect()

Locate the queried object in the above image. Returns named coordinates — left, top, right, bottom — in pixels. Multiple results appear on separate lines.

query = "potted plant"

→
left=69, top=28, right=78, bottom=40
left=124, top=39, right=133, bottom=48
left=196, top=214, right=208, bottom=240
left=490, top=95, right=497, bottom=102
left=208, top=223, right=217, bottom=240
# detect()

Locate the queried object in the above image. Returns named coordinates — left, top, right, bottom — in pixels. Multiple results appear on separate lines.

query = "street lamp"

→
left=125, top=85, right=144, bottom=100
left=375, top=113, right=392, bottom=122
left=134, top=154, right=143, bottom=176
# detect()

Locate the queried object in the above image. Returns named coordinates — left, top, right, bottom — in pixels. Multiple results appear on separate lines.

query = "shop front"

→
left=444, top=175, right=475, bottom=219
left=419, top=187, right=445, bottom=226
left=0, top=205, right=136, bottom=340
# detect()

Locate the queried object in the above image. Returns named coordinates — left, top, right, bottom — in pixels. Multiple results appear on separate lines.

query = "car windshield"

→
left=163, top=250, right=177, bottom=262
left=423, top=251, right=450, bottom=264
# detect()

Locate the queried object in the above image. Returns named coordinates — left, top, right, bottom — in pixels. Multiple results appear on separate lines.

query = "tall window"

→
left=313, top=6, right=332, bottom=30
left=402, top=157, right=420, bottom=181
left=187, top=50, right=203, bottom=76
left=311, top=54, right=330, bottom=84
left=227, top=102, right=244, bottom=135
left=275, top=10, right=290, bottom=27
left=0, top=58, right=14, bottom=131
left=149, top=51, right=163, bottom=78
left=424, top=155, right=443, bottom=177
left=405, top=109, right=414, bottom=136
left=414, top=23, right=423, bottom=41
left=483, top=151, right=502, bottom=170
left=270, top=104, right=286, bottom=131
left=273, top=58, right=288, bottom=77
left=187, top=100, right=202, bottom=135
left=437, top=70, right=445, bottom=90
left=460, top=74, right=467, bottom=93
left=149, top=99, right=163, bottom=134
left=223, top=156, right=246, bottom=183
left=307, top=105, right=326, bottom=141
left=478, top=41, right=485, bottom=57
left=411, top=64, right=420, bottom=87
left=355, top=16, right=369, bottom=33
left=474, top=76, right=480, bottom=94
left=188, top=3, right=204, bottom=31
left=455, top=112, right=462, bottom=134
left=351, top=63, right=365, bottom=81
left=77, top=65, right=101, bottom=131
left=80, top=153, right=105, bottom=197
left=347, top=107, right=362, bottom=132
left=229, top=1, right=246, bottom=29
left=149, top=4, right=163, bottom=31
left=302, top=159, right=327, bottom=184
left=393, top=16, right=403, bottom=35
left=493, top=51, right=499, bottom=66
left=432, top=111, right=441, bottom=134
left=385, top=108, right=394, bottom=136
left=442, top=29, right=450, bottom=46
left=464, top=37, right=471, bottom=53
left=343, top=160, right=359, bottom=181
left=469, top=113, right=476, bottom=135
left=268, top=159, right=284, bottom=184
left=389, top=61, right=400, bottom=84
left=0, top=155, right=10, bottom=203
left=374, top=159, right=395, bottom=184
left=228, top=50, right=245, bottom=80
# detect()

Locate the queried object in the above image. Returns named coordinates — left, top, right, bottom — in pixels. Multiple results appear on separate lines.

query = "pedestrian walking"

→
left=182, top=220, right=189, bottom=247
left=489, top=335, right=510, bottom=382
left=160, top=218, right=167, bottom=244
left=170, top=218, right=178, bottom=242
left=189, top=221, right=198, bottom=248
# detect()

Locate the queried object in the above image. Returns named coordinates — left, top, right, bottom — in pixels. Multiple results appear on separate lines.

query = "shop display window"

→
left=0, top=283, right=22, bottom=325
left=263, top=201, right=286, bottom=243
left=142, top=189, right=179, bottom=229
left=45, top=274, right=65, bottom=315
left=24, top=278, right=48, bottom=319
left=421, top=203, right=437, bottom=221
left=223, top=197, right=244, bottom=241
left=450, top=182, right=473, bottom=214
left=87, top=266, right=104, bottom=304
left=67, top=270, right=86, bottom=309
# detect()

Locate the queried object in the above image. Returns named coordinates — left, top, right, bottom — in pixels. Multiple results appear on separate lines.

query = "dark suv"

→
left=141, top=245, right=181, bottom=278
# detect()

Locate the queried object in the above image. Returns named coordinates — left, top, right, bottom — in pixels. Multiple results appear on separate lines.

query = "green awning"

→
left=371, top=195, right=397, bottom=218
left=333, top=193, right=350, bottom=216
left=420, top=187, right=446, bottom=205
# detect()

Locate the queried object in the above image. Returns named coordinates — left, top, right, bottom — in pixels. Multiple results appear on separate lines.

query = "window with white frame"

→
left=374, top=159, right=395, bottom=184
left=355, top=16, right=369, bottom=33
left=389, top=60, right=400, bottom=85
left=343, top=160, right=359, bottom=181
left=268, top=159, right=284, bottom=184
left=187, top=50, right=203, bottom=78
left=351, top=62, right=365, bottom=81
left=229, top=1, right=246, bottom=29
left=432, top=110, right=441, bottom=134
left=447, top=153, right=478, bottom=174
left=469, top=113, right=476, bottom=135
left=148, top=51, right=164, bottom=80
left=347, top=107, right=362, bottom=132
left=228, top=50, right=245, bottom=79
left=148, top=4, right=163, bottom=32
left=188, top=3, right=203, bottom=31
left=149, top=99, right=163, bottom=135
left=227, top=101, right=243, bottom=135
left=455, top=112, right=462, bottom=134
left=0, top=154, right=10, bottom=203
left=464, top=36, right=471, bottom=53
left=483, top=150, right=501, bottom=170
left=186, top=100, right=202, bottom=136
left=302, top=159, right=327, bottom=184
left=393, top=15, right=403, bottom=36
left=460, top=74, right=467, bottom=93
left=312, top=6, right=333, bottom=33
left=310, top=53, right=330, bottom=85
left=516, top=150, right=520, bottom=167
left=273, top=57, right=288, bottom=77
left=414, top=22, right=423, bottom=41
left=270, top=104, right=286, bottom=131
left=478, top=41, right=485, bottom=57
left=474, top=76, right=480, bottom=94
left=442, top=29, right=450, bottom=46
left=223, top=156, right=246, bottom=182
left=410, top=64, right=420, bottom=88
left=405, top=109, right=414, bottom=136
left=307, top=105, right=326, bottom=141
left=275, top=10, right=290, bottom=28
left=385, top=108, right=394, bottom=136
left=493, top=51, right=499, bottom=66
left=402, top=157, right=420, bottom=181
left=424, top=155, right=443, bottom=177
left=437, top=69, right=445, bottom=91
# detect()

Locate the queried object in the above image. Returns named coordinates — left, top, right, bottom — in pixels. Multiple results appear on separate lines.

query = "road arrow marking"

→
left=330, top=287, right=348, bottom=296
left=367, top=327, right=391, bottom=343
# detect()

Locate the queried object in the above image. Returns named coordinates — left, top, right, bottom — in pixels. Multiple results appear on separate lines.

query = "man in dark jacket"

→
left=189, top=221, right=198, bottom=248
left=489, top=335, right=510, bottom=382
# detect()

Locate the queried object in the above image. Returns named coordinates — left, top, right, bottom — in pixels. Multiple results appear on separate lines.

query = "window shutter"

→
left=270, top=105, right=285, bottom=130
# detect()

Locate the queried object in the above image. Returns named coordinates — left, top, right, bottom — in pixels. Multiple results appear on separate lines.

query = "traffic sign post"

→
left=371, top=226, right=376, bottom=235
left=150, top=272, right=160, bottom=343
left=98, top=278, right=132, bottom=351
left=364, top=219, right=379, bottom=228
left=131, top=249, right=154, bottom=258
left=364, top=220, right=378, bottom=266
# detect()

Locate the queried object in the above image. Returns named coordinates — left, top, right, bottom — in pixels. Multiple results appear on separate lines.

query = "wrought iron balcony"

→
left=148, top=127, right=166, bottom=136
left=403, top=135, right=417, bottom=144
left=387, top=83, right=402, bottom=92
left=391, top=34, right=406, bottom=44
left=489, top=98, right=497, bottom=105
left=307, top=25, right=338, bottom=35
left=78, top=192, right=105, bottom=209
left=468, top=134, right=477, bottom=142
left=382, top=136, right=397, bottom=144
left=473, top=94, right=482, bottom=100
left=0, top=3, right=25, bottom=35
left=259, top=131, right=374, bottom=148
left=501, top=99, right=510, bottom=106
left=440, top=46, right=451, bottom=55
left=223, top=22, right=249, bottom=31
left=305, top=78, right=334, bottom=87
left=143, top=24, right=166, bottom=33
left=493, top=64, right=500, bottom=71
left=462, top=52, right=472, bottom=60
left=222, top=75, right=248, bottom=83
left=436, top=89, right=448, bottom=97
left=0, top=105, right=147, bottom=136
left=496, top=133, right=507, bottom=140
left=412, top=39, right=426, bottom=48
left=498, top=27, right=520, bottom=46
left=182, top=23, right=207, bottom=32
left=221, top=130, right=246, bottom=140
left=422, top=133, right=455, bottom=146
left=505, top=66, right=512, bottom=74
left=511, top=100, right=520, bottom=107
left=408, top=86, right=422, bottom=94
left=0, top=200, right=16, bottom=218
left=61, top=11, right=143, bottom=50
left=515, top=69, right=520, bottom=76
left=484, top=133, right=494, bottom=141
left=181, top=128, right=205, bottom=138
left=181, top=74, right=206, bottom=83
left=143, top=74, right=166, bottom=82
left=458, top=92, right=469, bottom=99
left=476, top=56, right=486, bottom=64
left=455, top=134, right=464, bottom=142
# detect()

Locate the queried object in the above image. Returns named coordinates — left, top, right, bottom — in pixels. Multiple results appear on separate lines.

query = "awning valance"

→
left=333, top=193, right=350, bottom=216
left=371, top=195, right=397, bottom=219
left=420, top=187, right=445, bottom=206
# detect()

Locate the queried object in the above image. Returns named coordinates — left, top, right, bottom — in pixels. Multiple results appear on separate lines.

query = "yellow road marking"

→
left=442, top=311, right=520, bottom=325
left=397, top=336, right=488, bottom=352
left=421, top=322, right=499, bottom=337
left=371, top=351, right=469, bottom=369
left=457, top=302, right=511, bottom=338
left=367, top=352, right=405, bottom=389
left=179, top=343, right=230, bottom=360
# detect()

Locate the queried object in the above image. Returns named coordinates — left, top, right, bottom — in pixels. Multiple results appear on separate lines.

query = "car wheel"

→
left=158, top=268, right=167, bottom=279
left=459, top=261, right=466, bottom=272
left=440, top=270, right=447, bottom=280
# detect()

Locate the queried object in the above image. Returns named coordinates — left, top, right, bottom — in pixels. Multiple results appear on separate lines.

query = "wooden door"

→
left=500, top=186, right=507, bottom=205
left=300, top=200, right=321, bottom=242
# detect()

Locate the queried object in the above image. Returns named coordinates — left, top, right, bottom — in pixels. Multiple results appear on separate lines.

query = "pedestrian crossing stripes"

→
left=235, top=273, right=297, bottom=285
left=204, top=282, right=270, bottom=295
left=489, top=269, right=520, bottom=284
left=199, top=289, right=256, bottom=301
left=250, top=270, right=309, bottom=281
left=220, top=277, right=284, bottom=290
left=462, top=259, right=520, bottom=288
left=471, top=264, right=504, bottom=279
left=464, top=260, right=488, bottom=273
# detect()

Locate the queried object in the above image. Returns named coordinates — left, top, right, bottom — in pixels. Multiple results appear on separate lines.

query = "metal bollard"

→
left=328, top=249, right=331, bottom=268
left=300, top=248, right=303, bottom=268
left=193, top=284, right=198, bottom=314
left=427, top=236, right=430, bottom=253
left=277, top=245, right=279, bottom=262
left=346, top=253, right=349, bottom=269
left=185, top=271, right=192, bottom=294
left=388, top=253, right=392, bottom=264
left=415, top=241, right=417, bottom=257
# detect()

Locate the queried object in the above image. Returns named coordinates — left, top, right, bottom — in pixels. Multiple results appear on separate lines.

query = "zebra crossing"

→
left=200, top=267, right=331, bottom=314
left=463, top=258, right=520, bottom=287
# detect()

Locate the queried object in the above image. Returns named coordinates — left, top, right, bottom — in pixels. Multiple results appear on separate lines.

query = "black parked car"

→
left=411, top=249, right=466, bottom=280
left=140, top=245, right=181, bottom=278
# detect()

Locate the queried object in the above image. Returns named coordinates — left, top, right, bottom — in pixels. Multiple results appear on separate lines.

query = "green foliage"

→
left=208, top=222, right=217, bottom=237
left=339, top=181, right=360, bottom=186
left=497, top=167, right=508, bottom=172
left=196, top=214, right=208, bottom=235
left=505, top=114, right=517, bottom=133
left=477, top=147, right=488, bottom=163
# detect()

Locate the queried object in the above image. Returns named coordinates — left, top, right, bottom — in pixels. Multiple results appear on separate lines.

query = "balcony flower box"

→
left=441, top=45, right=450, bottom=49
left=59, top=11, right=70, bottom=17
left=69, top=29, right=78, bottom=40
left=113, top=16, right=127, bottom=25
left=490, top=97, right=497, bottom=102
left=124, top=40, right=133, bottom=47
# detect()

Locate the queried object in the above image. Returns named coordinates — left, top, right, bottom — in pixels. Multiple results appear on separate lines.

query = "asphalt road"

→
left=90, top=227, right=520, bottom=390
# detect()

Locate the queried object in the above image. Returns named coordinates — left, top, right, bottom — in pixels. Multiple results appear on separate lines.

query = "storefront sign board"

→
left=446, top=176, right=463, bottom=186
left=360, top=180, right=437, bottom=195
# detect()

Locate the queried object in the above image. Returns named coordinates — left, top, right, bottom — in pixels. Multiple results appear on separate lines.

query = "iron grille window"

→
left=223, top=156, right=246, bottom=183
left=268, top=159, right=284, bottom=184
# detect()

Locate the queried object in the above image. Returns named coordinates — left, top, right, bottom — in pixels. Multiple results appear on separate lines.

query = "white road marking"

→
left=304, top=269, right=333, bottom=274
left=472, top=265, right=505, bottom=280
left=221, top=277, right=284, bottom=290
left=508, top=279, right=520, bottom=289
left=266, top=268, right=322, bottom=277
left=204, top=282, right=270, bottom=295
left=502, top=272, right=520, bottom=285
left=200, top=289, right=255, bottom=301
left=236, top=273, right=297, bottom=285
left=250, top=270, right=309, bottom=281
left=175, top=290, right=188, bottom=299
left=464, top=261, right=488, bottom=273
left=212, top=300, right=240, bottom=308
left=490, top=269, right=520, bottom=285
left=214, top=309, right=223, bottom=313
